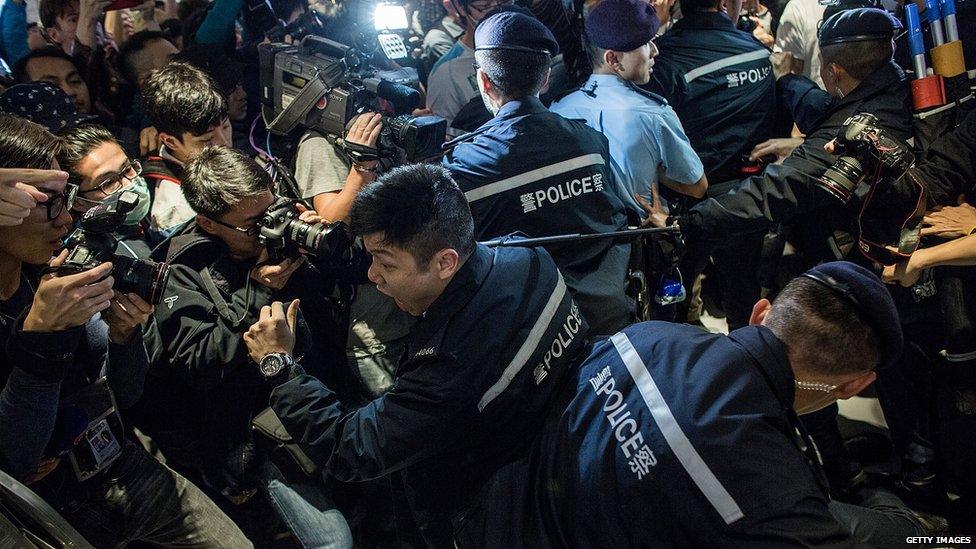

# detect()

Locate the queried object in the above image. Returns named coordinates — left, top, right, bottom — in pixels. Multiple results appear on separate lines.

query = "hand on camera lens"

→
left=23, top=250, right=116, bottom=332
left=244, top=299, right=299, bottom=363
left=103, top=292, right=154, bottom=343
left=0, top=168, right=65, bottom=226
left=249, top=248, right=306, bottom=290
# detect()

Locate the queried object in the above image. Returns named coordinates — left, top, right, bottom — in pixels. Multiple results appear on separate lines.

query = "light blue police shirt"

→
left=550, top=74, right=704, bottom=217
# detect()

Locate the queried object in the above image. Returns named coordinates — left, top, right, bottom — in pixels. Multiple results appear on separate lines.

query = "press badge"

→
left=64, top=378, right=125, bottom=482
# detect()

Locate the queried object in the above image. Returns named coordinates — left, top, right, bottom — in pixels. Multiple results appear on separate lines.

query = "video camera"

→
left=259, top=35, right=447, bottom=161
left=817, top=113, right=926, bottom=265
left=53, top=191, right=171, bottom=305
left=258, top=197, right=355, bottom=265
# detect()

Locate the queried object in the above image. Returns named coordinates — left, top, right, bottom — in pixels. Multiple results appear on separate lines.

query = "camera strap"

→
left=265, top=72, right=329, bottom=135
left=335, top=138, right=380, bottom=163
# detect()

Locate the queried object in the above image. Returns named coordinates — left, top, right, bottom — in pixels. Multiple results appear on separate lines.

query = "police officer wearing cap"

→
left=648, top=9, right=911, bottom=253
left=550, top=0, right=707, bottom=222
left=443, top=8, right=634, bottom=335
left=471, top=262, right=931, bottom=547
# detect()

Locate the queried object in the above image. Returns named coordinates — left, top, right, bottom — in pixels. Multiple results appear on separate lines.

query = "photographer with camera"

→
left=264, top=163, right=589, bottom=546
left=140, top=61, right=232, bottom=241
left=139, top=145, right=358, bottom=546
left=0, top=113, right=251, bottom=548
left=443, top=8, right=633, bottom=335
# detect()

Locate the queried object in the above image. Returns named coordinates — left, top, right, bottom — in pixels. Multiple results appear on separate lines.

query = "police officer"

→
left=263, top=164, right=590, bottom=547
left=473, top=262, right=933, bottom=547
left=550, top=0, right=707, bottom=222
left=649, top=9, right=911, bottom=252
left=442, top=8, right=633, bottom=335
left=644, top=0, right=781, bottom=328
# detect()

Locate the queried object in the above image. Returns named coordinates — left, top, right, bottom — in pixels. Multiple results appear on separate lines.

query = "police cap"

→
left=475, top=8, right=559, bottom=56
left=801, top=261, right=903, bottom=370
left=585, top=0, right=660, bottom=52
left=818, top=8, right=902, bottom=47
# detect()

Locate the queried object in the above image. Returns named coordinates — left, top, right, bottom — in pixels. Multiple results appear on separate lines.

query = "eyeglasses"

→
left=76, top=159, right=142, bottom=202
left=43, top=183, right=78, bottom=221
left=209, top=216, right=260, bottom=236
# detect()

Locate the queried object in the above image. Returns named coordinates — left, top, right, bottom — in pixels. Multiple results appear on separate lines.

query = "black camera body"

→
left=56, top=191, right=171, bottom=304
left=816, top=113, right=915, bottom=204
left=259, top=36, right=447, bottom=161
left=258, top=198, right=354, bottom=265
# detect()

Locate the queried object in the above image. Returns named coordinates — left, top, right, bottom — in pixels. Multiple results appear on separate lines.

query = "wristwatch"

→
left=259, top=352, right=294, bottom=379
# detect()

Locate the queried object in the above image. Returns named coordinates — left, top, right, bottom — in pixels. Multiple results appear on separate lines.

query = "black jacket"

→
left=915, top=109, right=976, bottom=207
left=681, top=61, right=912, bottom=242
left=271, top=243, right=589, bottom=546
left=137, top=222, right=348, bottom=493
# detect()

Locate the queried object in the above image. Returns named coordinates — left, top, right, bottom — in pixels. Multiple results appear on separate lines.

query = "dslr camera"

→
left=816, top=113, right=914, bottom=204
left=55, top=191, right=171, bottom=304
left=259, top=36, right=447, bottom=161
left=258, top=198, right=354, bottom=265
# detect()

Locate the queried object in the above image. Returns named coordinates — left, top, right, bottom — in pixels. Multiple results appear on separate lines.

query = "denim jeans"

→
left=264, top=462, right=353, bottom=549
left=55, top=441, right=252, bottom=548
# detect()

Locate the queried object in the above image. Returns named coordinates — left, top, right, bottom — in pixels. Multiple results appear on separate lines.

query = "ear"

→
left=602, top=49, right=618, bottom=68
left=749, top=298, right=772, bottom=326
left=539, top=67, right=552, bottom=95
left=196, top=214, right=219, bottom=236
left=835, top=370, right=876, bottom=400
left=477, top=68, right=493, bottom=94
left=45, top=26, right=62, bottom=44
left=158, top=131, right=182, bottom=155
left=434, top=248, right=461, bottom=280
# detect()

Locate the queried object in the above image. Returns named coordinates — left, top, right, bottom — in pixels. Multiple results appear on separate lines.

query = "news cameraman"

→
left=0, top=114, right=250, bottom=547
left=262, top=163, right=589, bottom=546
left=139, top=146, right=356, bottom=547
left=443, top=8, right=633, bottom=335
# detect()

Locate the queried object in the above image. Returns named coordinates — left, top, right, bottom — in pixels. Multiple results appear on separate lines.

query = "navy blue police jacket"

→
left=646, top=11, right=778, bottom=183
left=270, top=242, right=589, bottom=546
left=442, top=96, right=633, bottom=336
left=681, top=61, right=911, bottom=243
left=474, top=322, right=858, bottom=547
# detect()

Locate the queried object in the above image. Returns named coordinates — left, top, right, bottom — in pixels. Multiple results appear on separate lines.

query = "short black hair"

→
left=142, top=61, right=228, bottom=138
left=118, top=30, right=173, bottom=86
left=350, top=164, right=475, bottom=266
left=39, top=0, right=75, bottom=29
left=820, top=39, right=893, bottom=81
left=182, top=146, right=273, bottom=219
left=0, top=114, right=61, bottom=169
left=474, top=49, right=550, bottom=100
left=764, top=276, right=880, bottom=375
left=56, top=123, right=119, bottom=184
left=13, top=46, right=87, bottom=84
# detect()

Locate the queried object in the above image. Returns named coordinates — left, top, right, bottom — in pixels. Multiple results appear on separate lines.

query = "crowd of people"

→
left=0, top=0, right=975, bottom=545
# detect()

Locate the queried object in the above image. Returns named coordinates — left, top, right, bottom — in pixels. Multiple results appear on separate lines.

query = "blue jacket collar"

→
left=673, top=10, right=736, bottom=31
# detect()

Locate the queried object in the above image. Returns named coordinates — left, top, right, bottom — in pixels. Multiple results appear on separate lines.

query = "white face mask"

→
left=105, top=176, right=152, bottom=226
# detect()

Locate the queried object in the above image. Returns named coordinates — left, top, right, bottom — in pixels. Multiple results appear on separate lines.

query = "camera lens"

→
left=284, top=218, right=332, bottom=256
left=112, top=254, right=172, bottom=305
left=816, top=155, right=863, bottom=204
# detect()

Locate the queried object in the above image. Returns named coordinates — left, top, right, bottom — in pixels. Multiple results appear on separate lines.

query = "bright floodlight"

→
left=374, top=3, right=409, bottom=31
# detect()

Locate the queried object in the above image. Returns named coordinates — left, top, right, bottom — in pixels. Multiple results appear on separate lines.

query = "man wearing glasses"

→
left=0, top=114, right=253, bottom=547
left=140, top=146, right=358, bottom=547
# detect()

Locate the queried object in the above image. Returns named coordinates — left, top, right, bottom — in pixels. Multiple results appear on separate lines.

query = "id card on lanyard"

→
left=62, top=378, right=125, bottom=482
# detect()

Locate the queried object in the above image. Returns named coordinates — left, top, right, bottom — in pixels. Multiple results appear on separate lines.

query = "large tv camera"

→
left=816, top=113, right=926, bottom=265
left=258, top=198, right=355, bottom=265
left=53, top=191, right=171, bottom=305
left=259, top=35, right=447, bottom=161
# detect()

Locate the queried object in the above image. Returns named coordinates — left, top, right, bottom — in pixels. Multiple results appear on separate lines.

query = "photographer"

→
left=58, top=123, right=153, bottom=259
left=140, top=61, right=231, bottom=241
left=139, top=146, right=355, bottom=546
left=265, top=163, right=589, bottom=546
left=473, top=262, right=936, bottom=547
left=443, top=9, right=633, bottom=335
left=0, top=113, right=250, bottom=547
left=295, top=112, right=416, bottom=397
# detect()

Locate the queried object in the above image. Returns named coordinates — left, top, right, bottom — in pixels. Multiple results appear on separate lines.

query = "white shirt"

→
left=426, top=40, right=479, bottom=138
left=776, top=0, right=826, bottom=88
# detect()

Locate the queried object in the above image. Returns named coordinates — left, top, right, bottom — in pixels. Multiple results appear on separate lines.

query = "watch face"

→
left=260, top=354, right=284, bottom=377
